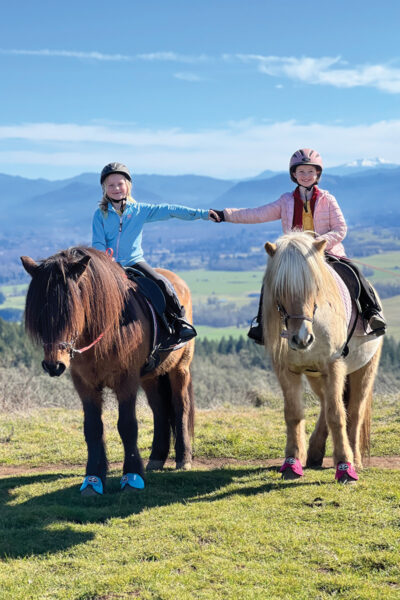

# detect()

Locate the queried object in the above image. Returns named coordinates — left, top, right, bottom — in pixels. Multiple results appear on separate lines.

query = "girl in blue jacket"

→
left=92, top=162, right=217, bottom=343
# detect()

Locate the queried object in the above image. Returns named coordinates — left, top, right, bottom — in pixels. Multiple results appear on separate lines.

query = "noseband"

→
left=277, top=303, right=317, bottom=338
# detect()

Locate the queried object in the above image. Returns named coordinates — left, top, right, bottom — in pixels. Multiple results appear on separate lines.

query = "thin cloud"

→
left=3, top=48, right=400, bottom=92
left=136, top=52, right=209, bottom=63
left=1, top=119, right=400, bottom=178
left=0, top=49, right=132, bottom=61
left=0, top=48, right=209, bottom=63
left=173, top=72, right=203, bottom=82
left=236, top=54, right=400, bottom=94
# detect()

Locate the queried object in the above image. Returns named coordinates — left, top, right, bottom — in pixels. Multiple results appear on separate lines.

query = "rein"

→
left=277, top=303, right=317, bottom=338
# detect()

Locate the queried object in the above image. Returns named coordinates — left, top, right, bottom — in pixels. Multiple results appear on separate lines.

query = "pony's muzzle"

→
left=290, top=333, right=315, bottom=350
left=42, top=360, right=66, bottom=377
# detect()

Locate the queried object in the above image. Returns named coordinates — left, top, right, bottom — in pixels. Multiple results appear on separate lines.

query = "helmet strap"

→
left=108, top=196, right=127, bottom=212
left=299, top=183, right=316, bottom=192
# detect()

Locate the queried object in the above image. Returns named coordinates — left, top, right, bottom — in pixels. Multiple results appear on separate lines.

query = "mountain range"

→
left=1, top=159, right=400, bottom=258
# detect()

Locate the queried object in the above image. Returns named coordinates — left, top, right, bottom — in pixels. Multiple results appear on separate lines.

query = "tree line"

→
left=1, top=318, right=400, bottom=375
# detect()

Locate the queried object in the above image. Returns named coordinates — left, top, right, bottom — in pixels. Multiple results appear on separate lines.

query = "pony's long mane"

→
left=262, top=232, right=341, bottom=359
left=25, top=247, right=140, bottom=364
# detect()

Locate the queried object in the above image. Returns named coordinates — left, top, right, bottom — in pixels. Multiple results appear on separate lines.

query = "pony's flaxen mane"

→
left=25, top=246, right=141, bottom=363
left=264, top=233, right=326, bottom=305
left=262, top=232, right=341, bottom=358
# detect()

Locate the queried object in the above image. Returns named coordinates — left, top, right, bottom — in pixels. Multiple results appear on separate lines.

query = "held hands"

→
left=209, top=209, right=225, bottom=222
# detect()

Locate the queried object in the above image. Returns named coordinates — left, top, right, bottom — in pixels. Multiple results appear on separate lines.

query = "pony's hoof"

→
left=79, top=475, right=103, bottom=495
left=335, top=462, right=358, bottom=484
left=306, top=456, right=324, bottom=468
left=146, top=460, right=165, bottom=471
left=121, top=473, right=145, bottom=490
left=280, top=457, right=304, bottom=480
left=281, top=469, right=302, bottom=480
left=176, top=461, right=192, bottom=471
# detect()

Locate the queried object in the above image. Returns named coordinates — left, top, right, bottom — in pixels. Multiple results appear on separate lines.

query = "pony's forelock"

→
left=262, top=232, right=339, bottom=360
left=24, top=247, right=138, bottom=366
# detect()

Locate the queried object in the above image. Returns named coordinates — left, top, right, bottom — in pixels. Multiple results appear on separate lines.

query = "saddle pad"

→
left=328, top=265, right=370, bottom=337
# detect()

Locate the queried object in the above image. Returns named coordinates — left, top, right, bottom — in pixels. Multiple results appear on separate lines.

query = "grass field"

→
left=0, top=398, right=399, bottom=599
left=1, top=264, right=400, bottom=340
left=353, top=250, right=400, bottom=283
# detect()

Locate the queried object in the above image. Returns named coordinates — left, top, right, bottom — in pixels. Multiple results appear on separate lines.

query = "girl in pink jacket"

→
left=211, top=148, right=386, bottom=342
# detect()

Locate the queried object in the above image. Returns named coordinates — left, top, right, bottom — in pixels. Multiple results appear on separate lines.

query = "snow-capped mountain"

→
left=324, top=158, right=400, bottom=176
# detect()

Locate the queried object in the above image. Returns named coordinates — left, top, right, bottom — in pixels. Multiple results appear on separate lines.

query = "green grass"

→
left=0, top=283, right=28, bottom=311
left=354, top=250, right=400, bottom=283
left=177, top=269, right=263, bottom=306
left=379, top=295, right=400, bottom=340
left=195, top=325, right=248, bottom=340
left=0, top=398, right=399, bottom=599
left=0, top=283, right=28, bottom=295
left=2, top=265, right=400, bottom=340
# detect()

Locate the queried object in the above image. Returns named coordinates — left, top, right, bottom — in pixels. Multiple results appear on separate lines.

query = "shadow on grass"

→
left=0, top=465, right=324, bottom=558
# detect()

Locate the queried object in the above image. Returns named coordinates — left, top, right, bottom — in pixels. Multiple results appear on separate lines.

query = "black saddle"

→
left=325, top=255, right=362, bottom=313
left=124, top=267, right=189, bottom=375
left=125, top=267, right=170, bottom=332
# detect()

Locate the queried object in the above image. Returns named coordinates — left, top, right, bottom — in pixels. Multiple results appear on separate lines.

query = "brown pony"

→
left=262, top=232, right=383, bottom=483
left=21, top=246, right=195, bottom=495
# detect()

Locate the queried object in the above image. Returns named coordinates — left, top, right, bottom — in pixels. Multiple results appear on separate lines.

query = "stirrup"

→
left=175, top=319, right=197, bottom=339
left=247, top=318, right=263, bottom=345
left=364, top=312, right=386, bottom=337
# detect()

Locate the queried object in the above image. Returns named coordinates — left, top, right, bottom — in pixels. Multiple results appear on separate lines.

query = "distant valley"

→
left=1, top=161, right=400, bottom=286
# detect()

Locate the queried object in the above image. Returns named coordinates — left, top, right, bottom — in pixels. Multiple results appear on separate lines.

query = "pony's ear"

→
left=265, top=242, right=276, bottom=256
left=20, top=256, right=39, bottom=277
left=313, top=239, right=327, bottom=254
left=68, top=255, right=91, bottom=281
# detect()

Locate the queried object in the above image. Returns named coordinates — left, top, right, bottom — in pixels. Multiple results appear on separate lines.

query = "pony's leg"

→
left=346, top=348, right=381, bottom=469
left=168, top=367, right=194, bottom=470
left=306, top=376, right=329, bottom=467
left=142, top=376, right=172, bottom=470
left=116, top=381, right=145, bottom=482
left=71, top=373, right=107, bottom=495
left=324, top=360, right=354, bottom=467
left=277, top=368, right=307, bottom=473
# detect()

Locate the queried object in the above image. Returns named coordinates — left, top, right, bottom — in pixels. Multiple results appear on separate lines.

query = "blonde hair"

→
left=99, top=177, right=134, bottom=213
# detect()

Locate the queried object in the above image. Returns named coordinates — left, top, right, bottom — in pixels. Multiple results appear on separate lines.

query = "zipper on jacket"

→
left=115, top=215, right=123, bottom=261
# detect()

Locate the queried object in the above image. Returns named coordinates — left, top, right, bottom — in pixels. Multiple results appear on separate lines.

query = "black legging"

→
left=129, top=261, right=184, bottom=318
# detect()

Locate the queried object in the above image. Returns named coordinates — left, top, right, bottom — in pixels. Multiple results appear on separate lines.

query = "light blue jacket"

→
left=92, top=200, right=209, bottom=266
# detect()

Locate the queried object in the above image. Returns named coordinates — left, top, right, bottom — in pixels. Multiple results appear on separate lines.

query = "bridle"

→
left=277, top=302, right=317, bottom=338
left=43, top=331, right=106, bottom=359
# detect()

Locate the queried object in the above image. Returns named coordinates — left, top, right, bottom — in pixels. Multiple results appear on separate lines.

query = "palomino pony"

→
left=21, top=246, right=195, bottom=495
left=262, top=232, right=383, bottom=483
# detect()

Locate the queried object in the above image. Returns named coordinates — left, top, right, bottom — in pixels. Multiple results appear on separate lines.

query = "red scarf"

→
left=292, top=186, right=319, bottom=229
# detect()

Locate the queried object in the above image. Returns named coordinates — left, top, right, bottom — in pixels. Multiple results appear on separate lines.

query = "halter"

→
left=43, top=332, right=105, bottom=358
left=277, top=303, right=317, bottom=338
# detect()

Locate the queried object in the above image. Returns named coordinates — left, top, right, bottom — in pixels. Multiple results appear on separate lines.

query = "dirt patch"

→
left=0, top=455, right=399, bottom=477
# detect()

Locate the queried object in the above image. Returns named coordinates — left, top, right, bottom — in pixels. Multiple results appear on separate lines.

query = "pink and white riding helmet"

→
left=289, top=148, right=323, bottom=183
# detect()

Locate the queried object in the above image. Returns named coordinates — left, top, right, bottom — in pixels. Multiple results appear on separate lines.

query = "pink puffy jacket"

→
left=223, top=188, right=347, bottom=257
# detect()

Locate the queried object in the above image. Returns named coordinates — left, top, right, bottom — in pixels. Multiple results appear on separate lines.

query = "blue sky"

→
left=1, top=0, right=400, bottom=179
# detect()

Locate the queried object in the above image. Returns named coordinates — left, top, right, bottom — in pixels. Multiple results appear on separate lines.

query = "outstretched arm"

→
left=144, top=203, right=209, bottom=222
left=220, top=197, right=285, bottom=224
